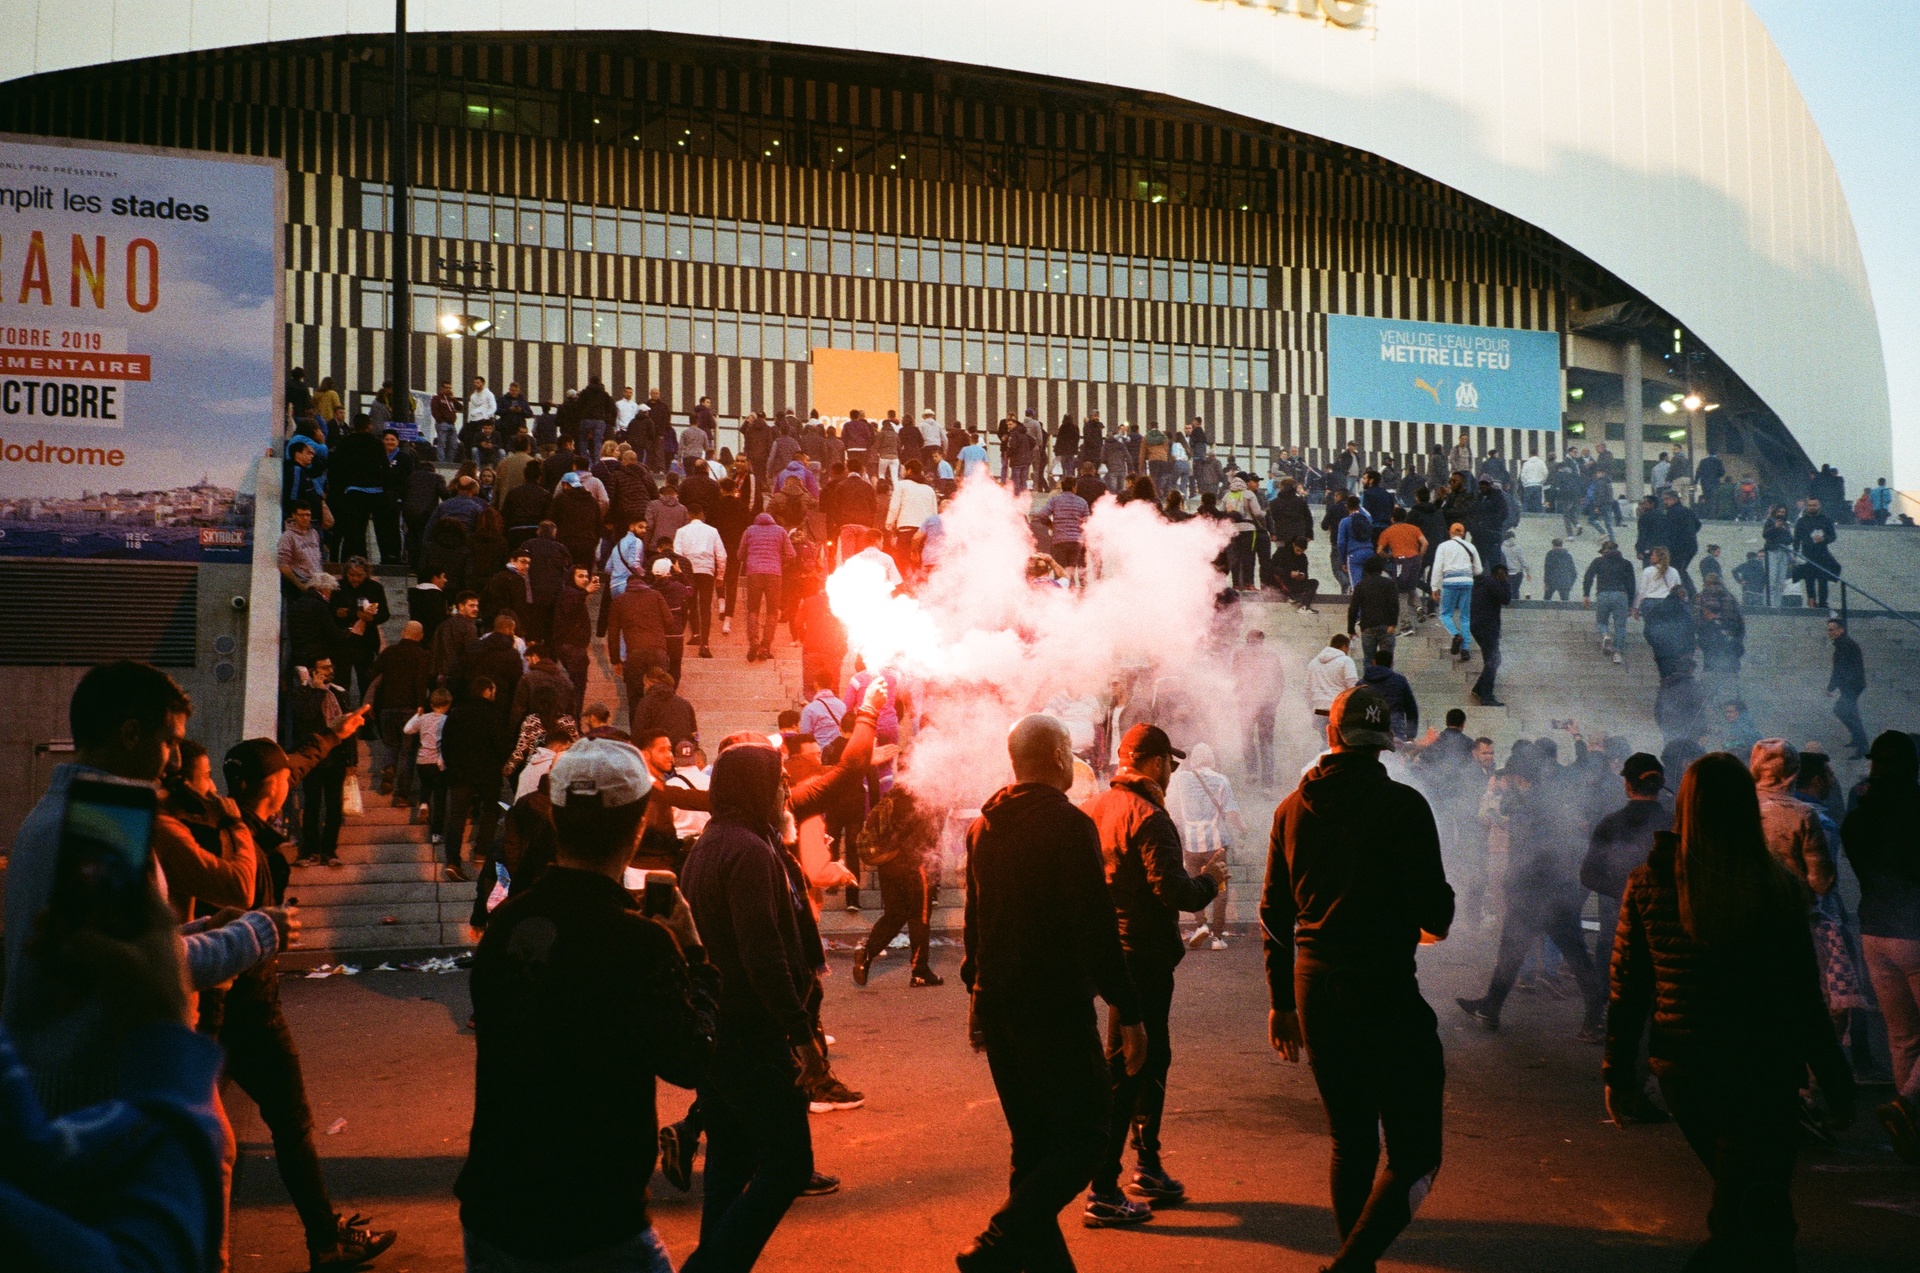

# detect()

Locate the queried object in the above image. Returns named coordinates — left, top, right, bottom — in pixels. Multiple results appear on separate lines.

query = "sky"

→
left=1750, top=1, right=1919, bottom=489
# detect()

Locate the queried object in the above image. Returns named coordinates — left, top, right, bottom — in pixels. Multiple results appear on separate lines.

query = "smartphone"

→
left=642, top=876, right=677, bottom=920
left=55, top=779, right=159, bottom=939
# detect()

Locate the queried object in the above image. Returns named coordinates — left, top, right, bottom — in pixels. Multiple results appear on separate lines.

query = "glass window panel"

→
left=361, top=189, right=385, bottom=232
left=643, top=311, right=666, bottom=350
left=543, top=303, right=565, bottom=344
left=855, top=322, right=876, bottom=352
left=1230, top=269, right=1249, bottom=308
left=1235, top=353, right=1253, bottom=391
left=361, top=287, right=385, bottom=328
left=897, top=331, right=918, bottom=370
left=875, top=238, right=896, bottom=280
left=1006, top=338, right=1025, bottom=378
left=829, top=320, right=852, bottom=348
left=896, top=240, right=917, bottom=281
left=1151, top=344, right=1170, bottom=385
left=1172, top=264, right=1190, bottom=305
left=1070, top=255, right=1088, bottom=295
left=1069, top=339, right=1088, bottom=381
left=544, top=208, right=567, bottom=249
left=1211, top=271, right=1231, bottom=306
left=986, top=337, right=1005, bottom=376
left=785, top=324, right=807, bottom=361
left=668, top=311, right=691, bottom=352
left=593, top=309, right=616, bottom=346
left=1250, top=270, right=1268, bottom=309
left=518, top=204, right=542, bottom=245
left=407, top=195, right=433, bottom=237
left=620, top=309, right=645, bottom=347
left=964, top=335, right=985, bottom=374
left=1150, top=262, right=1170, bottom=301
left=877, top=328, right=896, bottom=354
left=642, top=214, right=667, bottom=258
left=1090, top=253, right=1109, bottom=298
left=1030, top=252, right=1052, bottom=292
left=736, top=227, right=760, bottom=269
left=1253, top=354, right=1270, bottom=392
left=942, top=244, right=962, bottom=286
left=1173, top=347, right=1190, bottom=387
left=595, top=213, right=618, bottom=252
left=667, top=218, right=691, bottom=261
left=854, top=236, right=875, bottom=278
left=1090, top=343, right=1108, bottom=382
left=694, top=316, right=714, bottom=354
left=943, top=334, right=962, bottom=371
left=1049, top=339, right=1068, bottom=379
left=717, top=316, right=738, bottom=357
left=985, top=248, right=1004, bottom=290
left=787, top=233, right=808, bottom=272
left=1213, top=349, right=1231, bottom=389
left=964, top=246, right=985, bottom=288
left=808, top=232, right=830, bottom=274
left=442, top=199, right=465, bottom=240
left=692, top=222, right=715, bottom=263
left=830, top=232, right=853, bottom=276
left=1132, top=341, right=1150, bottom=380
left=1131, top=260, right=1152, bottom=299
left=716, top=226, right=738, bottom=266
left=570, top=210, right=594, bottom=251
left=571, top=304, right=593, bottom=345
left=619, top=214, right=645, bottom=256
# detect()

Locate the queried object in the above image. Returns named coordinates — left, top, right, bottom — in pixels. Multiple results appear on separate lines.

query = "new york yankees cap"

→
left=1327, top=685, right=1397, bottom=750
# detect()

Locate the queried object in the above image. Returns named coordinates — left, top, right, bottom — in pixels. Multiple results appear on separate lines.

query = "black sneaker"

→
left=1128, top=1167, right=1187, bottom=1203
left=910, top=969, right=945, bottom=987
left=658, top=1121, right=696, bottom=1192
left=808, top=1077, right=865, bottom=1113
left=1083, top=1190, right=1152, bottom=1228
left=852, top=946, right=872, bottom=987
left=1455, top=996, right=1499, bottom=1031
left=309, top=1213, right=396, bottom=1270
left=1449, top=633, right=1463, bottom=655
left=801, top=1171, right=841, bottom=1196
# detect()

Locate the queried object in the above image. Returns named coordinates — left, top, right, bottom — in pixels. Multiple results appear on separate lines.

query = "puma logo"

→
left=1414, top=377, right=1444, bottom=406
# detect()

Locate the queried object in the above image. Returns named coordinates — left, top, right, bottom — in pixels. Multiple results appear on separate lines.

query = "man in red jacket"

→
left=1079, top=723, right=1226, bottom=1223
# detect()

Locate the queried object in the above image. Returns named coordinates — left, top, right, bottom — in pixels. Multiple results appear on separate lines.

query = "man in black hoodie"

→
left=960, top=713, right=1145, bottom=1273
left=1081, top=724, right=1225, bottom=1220
left=1263, top=685, right=1454, bottom=1273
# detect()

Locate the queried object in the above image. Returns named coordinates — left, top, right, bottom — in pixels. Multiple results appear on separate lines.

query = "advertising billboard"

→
left=1326, top=314, right=1562, bottom=432
left=0, top=135, right=279, bottom=562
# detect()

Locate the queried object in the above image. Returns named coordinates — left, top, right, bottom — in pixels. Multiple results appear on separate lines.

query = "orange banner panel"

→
left=810, top=348, right=899, bottom=421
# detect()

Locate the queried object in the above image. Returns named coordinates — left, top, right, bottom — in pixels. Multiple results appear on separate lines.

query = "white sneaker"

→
left=1210, top=938, right=1229, bottom=951
left=722, top=617, right=732, bottom=635
left=1612, top=651, right=1623, bottom=665
left=1185, top=924, right=1212, bottom=950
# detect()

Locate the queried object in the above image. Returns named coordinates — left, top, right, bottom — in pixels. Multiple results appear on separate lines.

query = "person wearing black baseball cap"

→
left=1080, top=722, right=1227, bottom=1223
left=1579, top=753, right=1673, bottom=967
left=1262, top=685, right=1454, bottom=1273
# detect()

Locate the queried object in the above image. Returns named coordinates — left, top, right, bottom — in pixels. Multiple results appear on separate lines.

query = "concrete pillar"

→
left=1623, top=338, right=1643, bottom=502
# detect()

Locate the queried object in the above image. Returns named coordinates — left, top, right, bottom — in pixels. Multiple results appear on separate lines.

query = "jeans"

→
left=1360, top=625, right=1397, bottom=668
left=1097, top=967, right=1176, bottom=1194
left=1437, top=581, right=1474, bottom=651
left=300, top=767, right=345, bottom=861
left=375, top=709, right=415, bottom=796
left=862, top=862, right=930, bottom=973
left=1245, top=703, right=1276, bottom=787
left=445, top=777, right=502, bottom=866
left=1481, top=882, right=1606, bottom=1029
left=1586, top=506, right=1614, bottom=539
left=1833, top=690, right=1869, bottom=753
left=1658, top=1070, right=1800, bottom=1272
left=1228, top=533, right=1256, bottom=589
left=1593, top=590, right=1630, bottom=652
left=466, top=1225, right=672, bottom=1273
left=1298, top=965, right=1445, bottom=1271
left=554, top=643, right=589, bottom=719
left=1765, top=548, right=1791, bottom=605
left=682, top=1053, right=814, bottom=1273
left=977, top=1009, right=1109, bottom=1272
left=1470, top=635, right=1501, bottom=701
left=1863, top=935, right=1920, bottom=1102
left=689, top=573, right=716, bottom=647
left=414, top=762, right=447, bottom=839
left=578, top=418, right=607, bottom=464
left=1523, top=483, right=1543, bottom=512
left=744, top=574, right=781, bottom=651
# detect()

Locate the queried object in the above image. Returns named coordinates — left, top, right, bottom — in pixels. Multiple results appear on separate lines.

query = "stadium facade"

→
left=0, top=0, right=1893, bottom=488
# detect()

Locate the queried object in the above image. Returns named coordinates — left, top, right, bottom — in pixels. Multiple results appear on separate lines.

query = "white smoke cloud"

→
left=826, top=476, right=1298, bottom=813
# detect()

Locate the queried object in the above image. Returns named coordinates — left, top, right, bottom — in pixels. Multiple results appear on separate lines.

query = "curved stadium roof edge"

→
left=4, top=0, right=1892, bottom=482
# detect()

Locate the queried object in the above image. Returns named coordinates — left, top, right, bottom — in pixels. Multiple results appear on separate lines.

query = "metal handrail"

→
left=1773, top=545, right=1920, bottom=640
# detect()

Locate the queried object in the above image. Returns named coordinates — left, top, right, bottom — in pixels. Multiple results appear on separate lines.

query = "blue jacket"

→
left=1360, top=663, right=1420, bottom=740
left=1335, top=510, right=1375, bottom=564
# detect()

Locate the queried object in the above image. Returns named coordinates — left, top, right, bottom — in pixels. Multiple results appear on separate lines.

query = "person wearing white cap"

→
left=456, top=736, right=714, bottom=1272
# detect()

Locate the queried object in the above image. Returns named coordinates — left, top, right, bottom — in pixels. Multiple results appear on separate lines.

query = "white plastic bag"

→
left=341, top=773, right=363, bottom=817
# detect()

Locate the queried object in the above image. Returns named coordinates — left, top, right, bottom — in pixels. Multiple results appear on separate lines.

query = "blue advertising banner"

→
left=1326, top=314, right=1562, bottom=432
left=0, top=135, right=279, bottom=562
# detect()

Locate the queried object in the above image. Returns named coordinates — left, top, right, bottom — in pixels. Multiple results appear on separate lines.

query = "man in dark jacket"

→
left=456, top=738, right=715, bottom=1271
left=608, top=584, right=674, bottom=715
left=1579, top=753, right=1671, bottom=960
left=367, top=619, right=432, bottom=800
left=959, top=713, right=1145, bottom=1272
left=432, top=592, right=481, bottom=681
left=1265, top=477, right=1314, bottom=546
left=327, top=416, right=388, bottom=562
left=552, top=565, right=597, bottom=719
left=328, top=558, right=389, bottom=704
left=1659, top=489, right=1701, bottom=586
left=457, top=613, right=525, bottom=717
left=289, top=657, right=356, bottom=865
left=480, top=549, right=535, bottom=631
left=442, top=678, right=512, bottom=879
left=1080, top=724, right=1225, bottom=1220
left=1794, top=497, right=1843, bottom=609
left=631, top=670, right=698, bottom=748
left=1468, top=478, right=1507, bottom=570
left=500, top=474, right=552, bottom=544
left=1469, top=565, right=1511, bottom=707
left=1346, top=554, right=1401, bottom=667
left=523, top=522, right=572, bottom=643
left=1827, top=618, right=1869, bottom=755
left=1359, top=650, right=1419, bottom=743
left=678, top=742, right=833, bottom=1272
left=1264, top=685, right=1453, bottom=1273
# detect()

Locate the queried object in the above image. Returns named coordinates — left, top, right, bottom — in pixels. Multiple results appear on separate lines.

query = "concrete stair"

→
left=285, top=787, right=477, bottom=956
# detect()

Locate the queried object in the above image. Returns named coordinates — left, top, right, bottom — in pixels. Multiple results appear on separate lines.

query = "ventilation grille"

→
left=0, top=561, right=199, bottom=667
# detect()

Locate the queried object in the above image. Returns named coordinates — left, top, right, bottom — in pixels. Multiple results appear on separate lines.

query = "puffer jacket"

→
left=1605, top=835, right=1851, bottom=1100
left=1749, top=740, right=1836, bottom=895
left=1082, top=772, right=1219, bottom=973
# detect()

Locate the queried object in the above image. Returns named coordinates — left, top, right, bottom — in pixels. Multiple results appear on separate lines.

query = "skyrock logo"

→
left=1201, top=0, right=1371, bottom=31
left=1455, top=381, right=1480, bottom=411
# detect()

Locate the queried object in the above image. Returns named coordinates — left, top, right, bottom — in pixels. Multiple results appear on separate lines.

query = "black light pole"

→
left=389, top=0, right=412, bottom=423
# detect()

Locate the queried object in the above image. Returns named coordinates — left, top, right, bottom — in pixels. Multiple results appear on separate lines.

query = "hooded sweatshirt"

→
left=738, top=512, right=794, bottom=577
left=1305, top=645, right=1359, bottom=712
left=1359, top=663, right=1419, bottom=740
left=1083, top=771, right=1219, bottom=973
left=961, top=783, right=1141, bottom=1026
left=681, top=744, right=819, bottom=1057
left=1749, top=739, right=1837, bottom=896
left=1261, top=750, right=1454, bottom=1012
left=1841, top=733, right=1920, bottom=939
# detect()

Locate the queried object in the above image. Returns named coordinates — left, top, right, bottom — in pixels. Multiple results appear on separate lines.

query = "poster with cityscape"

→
left=0, top=134, right=278, bottom=562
